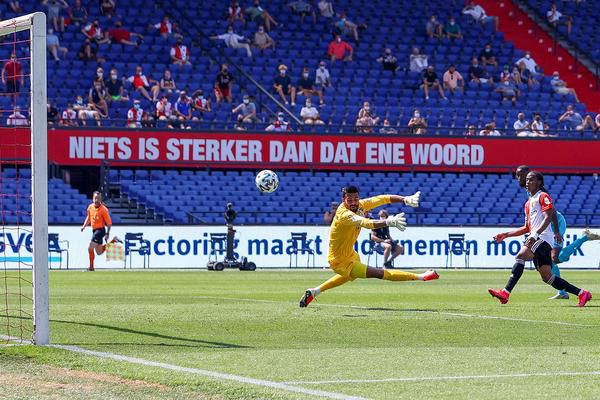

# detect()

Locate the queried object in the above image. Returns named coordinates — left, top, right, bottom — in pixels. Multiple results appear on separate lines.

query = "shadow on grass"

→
left=364, top=307, right=463, bottom=312
left=0, top=314, right=252, bottom=349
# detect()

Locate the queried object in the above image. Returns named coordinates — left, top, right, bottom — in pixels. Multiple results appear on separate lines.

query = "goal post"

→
left=0, top=12, right=48, bottom=345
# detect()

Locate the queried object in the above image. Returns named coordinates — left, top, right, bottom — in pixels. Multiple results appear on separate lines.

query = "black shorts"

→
left=531, top=239, right=552, bottom=270
left=92, top=228, right=106, bottom=244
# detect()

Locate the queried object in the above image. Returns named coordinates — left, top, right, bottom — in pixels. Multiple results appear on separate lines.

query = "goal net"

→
left=0, top=12, right=48, bottom=345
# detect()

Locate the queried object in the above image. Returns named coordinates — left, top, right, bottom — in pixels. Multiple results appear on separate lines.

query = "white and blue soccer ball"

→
left=255, top=169, right=279, bottom=193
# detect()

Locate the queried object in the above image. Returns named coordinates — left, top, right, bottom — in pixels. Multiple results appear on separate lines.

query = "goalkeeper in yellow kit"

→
left=299, top=185, right=439, bottom=307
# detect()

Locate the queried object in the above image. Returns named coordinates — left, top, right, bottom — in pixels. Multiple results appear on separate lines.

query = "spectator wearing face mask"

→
left=300, top=99, right=324, bottom=125
left=514, top=112, right=532, bottom=136
left=105, top=68, right=128, bottom=103
left=550, top=71, right=579, bottom=102
left=88, top=80, right=108, bottom=118
left=214, top=64, right=234, bottom=103
left=82, top=19, right=110, bottom=44
left=531, top=113, right=547, bottom=136
left=408, top=109, right=427, bottom=135
left=297, top=67, right=323, bottom=106
left=174, top=91, right=193, bottom=128
left=127, top=100, right=145, bottom=128
left=422, top=65, right=446, bottom=100
left=127, top=65, right=160, bottom=102
left=73, top=94, right=101, bottom=126
left=327, top=35, right=353, bottom=63
left=442, top=64, right=464, bottom=94
left=273, top=64, right=297, bottom=106
left=515, top=51, right=540, bottom=76
left=409, top=47, right=428, bottom=73
left=192, top=89, right=211, bottom=117
left=376, top=48, right=399, bottom=73
left=170, top=37, right=191, bottom=65
left=479, top=122, right=501, bottom=136
left=444, top=17, right=462, bottom=40
left=355, top=101, right=379, bottom=133
left=426, top=15, right=443, bottom=39
left=379, top=119, right=397, bottom=134
left=253, top=25, right=275, bottom=50
left=315, top=61, right=332, bottom=95
left=232, top=95, right=259, bottom=130
left=266, top=112, right=292, bottom=132
left=60, top=103, right=78, bottom=127
left=210, top=26, right=252, bottom=58
left=495, top=78, right=519, bottom=105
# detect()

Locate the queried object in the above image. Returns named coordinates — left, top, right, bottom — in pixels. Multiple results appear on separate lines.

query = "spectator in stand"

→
left=6, top=106, right=28, bottom=126
left=462, top=1, right=498, bottom=32
left=547, top=3, right=572, bottom=35
left=334, top=11, right=366, bottom=42
left=232, top=94, right=259, bottom=130
left=9, top=0, right=23, bottom=14
left=464, top=125, right=477, bottom=136
left=317, top=0, right=334, bottom=19
left=105, top=68, right=128, bottom=103
left=315, top=60, right=332, bottom=95
left=227, top=1, right=245, bottom=26
left=174, top=91, right=193, bottom=128
left=558, top=105, right=595, bottom=132
left=127, top=65, right=160, bottom=102
left=408, top=109, right=427, bottom=135
left=479, top=43, right=498, bottom=68
left=42, top=0, right=68, bottom=33
left=127, top=100, right=145, bottom=128
left=210, top=26, right=252, bottom=58
left=510, top=65, right=523, bottom=85
left=60, top=103, right=78, bottom=127
left=47, top=101, right=59, bottom=125
left=214, top=63, right=234, bottom=103
left=444, top=17, right=463, bottom=40
left=550, top=71, right=579, bottom=102
left=514, top=112, right=531, bottom=136
left=69, top=0, right=87, bottom=27
left=77, top=39, right=104, bottom=62
left=379, top=119, right=397, bottom=134
left=327, top=35, right=353, bottom=63
left=273, top=64, right=297, bottom=106
left=170, top=37, right=191, bottom=65
left=468, top=57, right=493, bottom=85
left=159, top=68, right=177, bottom=96
left=100, top=0, right=116, bottom=19
left=426, top=15, right=443, bottom=39
left=495, top=79, right=519, bottom=105
left=109, top=21, right=143, bottom=47
left=479, top=122, right=501, bottom=136
left=300, top=98, right=324, bottom=125
left=2, top=52, right=23, bottom=95
left=409, top=47, right=428, bottom=73
left=155, top=95, right=175, bottom=127
left=531, top=113, right=546, bottom=136
left=288, top=0, right=317, bottom=25
left=192, top=90, right=211, bottom=117
left=422, top=66, right=446, bottom=100
left=596, top=114, right=600, bottom=133
left=152, top=16, right=181, bottom=39
left=82, top=19, right=110, bottom=44
left=297, top=67, right=324, bottom=106
left=47, top=28, right=68, bottom=61
left=266, top=112, right=292, bottom=132
left=376, top=48, right=399, bottom=73
left=245, top=0, right=279, bottom=32
left=88, top=80, right=108, bottom=118
left=73, top=95, right=101, bottom=126
left=499, top=65, right=511, bottom=83
left=443, top=64, right=464, bottom=94
left=94, top=66, right=107, bottom=91
left=323, top=201, right=338, bottom=225
left=253, top=25, right=275, bottom=50
left=515, top=51, right=541, bottom=76
left=355, top=101, right=379, bottom=133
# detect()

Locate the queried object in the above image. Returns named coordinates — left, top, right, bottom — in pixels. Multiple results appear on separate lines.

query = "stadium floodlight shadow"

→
left=49, top=318, right=253, bottom=349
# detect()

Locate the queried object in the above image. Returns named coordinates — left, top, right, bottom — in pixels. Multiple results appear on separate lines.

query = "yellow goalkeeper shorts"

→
left=330, top=255, right=368, bottom=280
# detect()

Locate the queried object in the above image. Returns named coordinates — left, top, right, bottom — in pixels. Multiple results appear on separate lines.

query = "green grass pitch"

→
left=1, top=269, right=600, bottom=399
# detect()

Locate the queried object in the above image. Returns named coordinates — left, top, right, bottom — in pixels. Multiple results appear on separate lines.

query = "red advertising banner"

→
left=1, top=128, right=599, bottom=173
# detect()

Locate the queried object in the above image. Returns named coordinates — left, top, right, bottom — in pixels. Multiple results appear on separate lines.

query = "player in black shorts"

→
left=370, top=209, right=403, bottom=268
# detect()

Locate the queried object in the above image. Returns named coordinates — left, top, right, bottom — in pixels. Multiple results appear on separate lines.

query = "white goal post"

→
left=0, top=12, right=48, bottom=345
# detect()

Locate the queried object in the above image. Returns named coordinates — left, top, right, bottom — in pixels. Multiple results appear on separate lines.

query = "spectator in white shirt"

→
left=317, top=0, right=334, bottom=18
left=550, top=71, right=579, bottom=102
left=479, top=122, right=501, bottom=136
left=6, top=106, right=28, bottom=126
left=531, top=113, right=547, bottom=136
left=462, top=1, right=498, bottom=32
left=513, top=112, right=532, bottom=136
left=300, top=99, right=324, bottom=125
left=409, top=47, right=428, bottom=73
left=315, top=61, right=332, bottom=93
left=515, top=51, right=540, bottom=75
left=547, top=3, right=572, bottom=34
left=210, top=26, right=252, bottom=58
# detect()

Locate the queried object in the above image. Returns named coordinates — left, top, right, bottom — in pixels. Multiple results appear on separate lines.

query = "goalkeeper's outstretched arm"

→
left=388, top=191, right=421, bottom=208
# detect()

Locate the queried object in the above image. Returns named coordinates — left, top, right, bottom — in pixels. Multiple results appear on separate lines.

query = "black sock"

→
left=549, top=276, right=581, bottom=296
left=505, top=261, right=525, bottom=293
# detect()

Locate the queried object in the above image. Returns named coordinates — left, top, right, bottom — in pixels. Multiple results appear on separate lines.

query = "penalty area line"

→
left=196, top=295, right=599, bottom=328
left=50, top=344, right=367, bottom=400
left=284, top=370, right=600, bottom=385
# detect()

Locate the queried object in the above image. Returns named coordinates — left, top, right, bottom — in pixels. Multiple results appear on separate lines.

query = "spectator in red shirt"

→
left=327, top=35, right=353, bottom=63
left=152, top=16, right=181, bottom=40
left=227, top=1, right=245, bottom=25
left=82, top=19, right=110, bottom=44
left=127, top=65, right=160, bottom=102
left=170, top=38, right=191, bottom=66
left=109, top=21, right=143, bottom=46
left=2, top=53, right=23, bottom=95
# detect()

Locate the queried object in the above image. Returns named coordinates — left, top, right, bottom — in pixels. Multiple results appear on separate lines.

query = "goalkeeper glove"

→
left=386, top=212, right=407, bottom=231
left=403, top=191, right=421, bottom=208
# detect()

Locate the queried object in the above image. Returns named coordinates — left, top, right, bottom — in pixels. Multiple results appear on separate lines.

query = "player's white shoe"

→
left=583, top=229, right=600, bottom=241
left=548, top=292, right=569, bottom=300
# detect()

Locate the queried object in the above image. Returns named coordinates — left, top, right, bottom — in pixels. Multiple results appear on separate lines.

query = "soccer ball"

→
left=255, top=170, right=279, bottom=193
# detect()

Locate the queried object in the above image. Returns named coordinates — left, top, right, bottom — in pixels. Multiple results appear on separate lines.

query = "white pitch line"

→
left=0, top=334, right=32, bottom=344
left=196, top=295, right=598, bottom=328
left=284, top=370, right=600, bottom=385
left=50, top=344, right=367, bottom=400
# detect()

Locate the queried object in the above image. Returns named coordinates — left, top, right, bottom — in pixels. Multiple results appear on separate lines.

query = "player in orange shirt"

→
left=81, top=191, right=115, bottom=271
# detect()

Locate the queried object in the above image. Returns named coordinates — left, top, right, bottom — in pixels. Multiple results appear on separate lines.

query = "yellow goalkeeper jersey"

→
left=327, top=195, right=391, bottom=267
